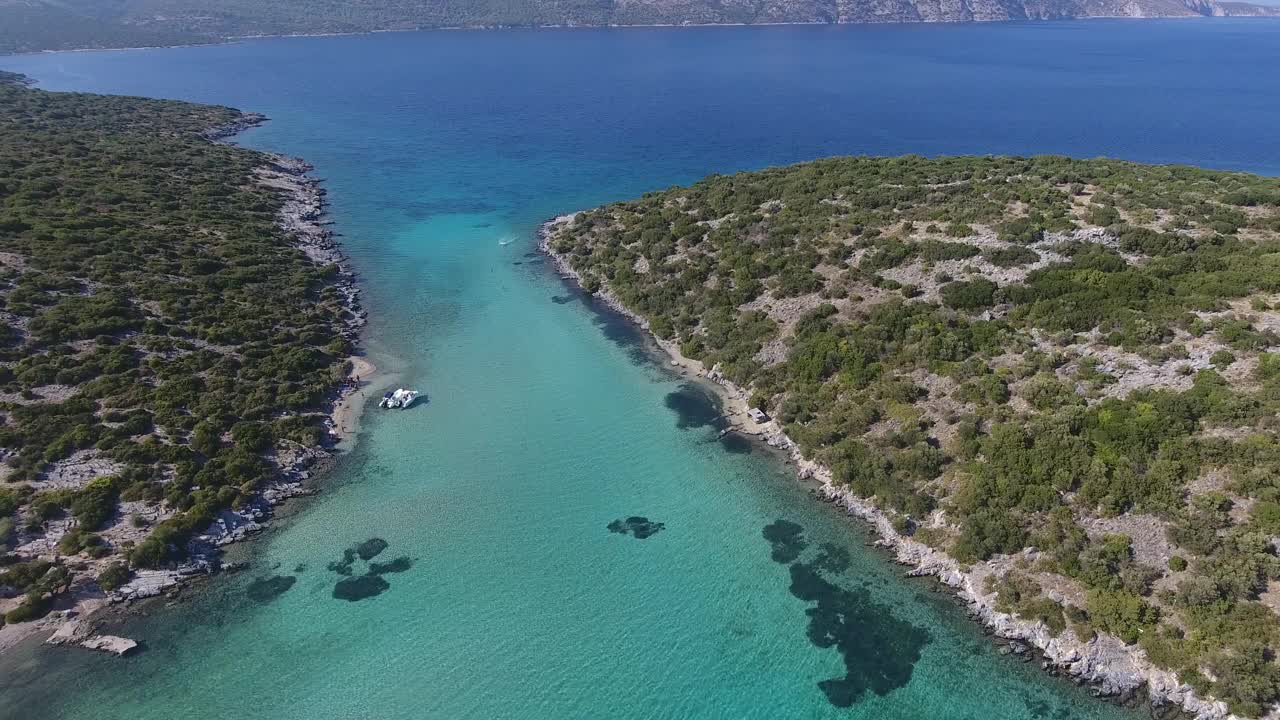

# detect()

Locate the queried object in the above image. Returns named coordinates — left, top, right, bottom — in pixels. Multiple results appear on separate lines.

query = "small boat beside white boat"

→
left=379, top=388, right=420, bottom=409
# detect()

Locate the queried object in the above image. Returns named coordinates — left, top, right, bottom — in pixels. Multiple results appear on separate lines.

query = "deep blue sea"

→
left=2, top=19, right=1279, bottom=720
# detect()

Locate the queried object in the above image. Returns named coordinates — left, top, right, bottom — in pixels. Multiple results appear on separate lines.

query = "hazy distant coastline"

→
left=2, top=0, right=1279, bottom=55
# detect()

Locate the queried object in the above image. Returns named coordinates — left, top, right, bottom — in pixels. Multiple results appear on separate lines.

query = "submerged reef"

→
left=327, top=548, right=358, bottom=576
left=762, top=520, right=807, bottom=564
left=607, top=516, right=666, bottom=540
left=246, top=575, right=297, bottom=603
left=355, top=538, right=389, bottom=561
left=369, top=556, right=414, bottom=575
left=333, top=575, right=391, bottom=602
left=664, top=383, right=725, bottom=430
left=766, top=520, right=930, bottom=707
left=326, top=539, right=413, bottom=602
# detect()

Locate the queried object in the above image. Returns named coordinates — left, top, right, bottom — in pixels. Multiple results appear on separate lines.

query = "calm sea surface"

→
left=3, top=19, right=1279, bottom=720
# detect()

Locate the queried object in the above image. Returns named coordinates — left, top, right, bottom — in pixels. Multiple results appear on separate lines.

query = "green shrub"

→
left=983, top=246, right=1040, bottom=268
left=97, top=562, right=131, bottom=592
left=4, top=598, right=49, bottom=624
left=56, top=528, right=104, bottom=556
left=70, top=476, right=120, bottom=531
left=1086, top=589, right=1158, bottom=644
left=940, top=279, right=998, bottom=310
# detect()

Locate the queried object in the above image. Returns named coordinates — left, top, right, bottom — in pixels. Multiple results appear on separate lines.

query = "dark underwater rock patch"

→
left=355, top=538, right=389, bottom=561
left=551, top=294, right=578, bottom=304
left=579, top=302, right=653, bottom=367
left=327, top=547, right=357, bottom=576
left=762, top=520, right=808, bottom=564
left=368, top=556, right=413, bottom=574
left=246, top=575, right=297, bottom=603
left=664, top=383, right=725, bottom=430
left=332, top=574, right=391, bottom=602
left=812, top=543, right=851, bottom=574
left=325, top=539, right=415, bottom=601
left=607, top=516, right=666, bottom=540
left=767, top=521, right=930, bottom=707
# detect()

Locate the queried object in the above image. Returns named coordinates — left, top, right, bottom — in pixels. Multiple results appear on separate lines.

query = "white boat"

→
left=379, top=388, right=420, bottom=409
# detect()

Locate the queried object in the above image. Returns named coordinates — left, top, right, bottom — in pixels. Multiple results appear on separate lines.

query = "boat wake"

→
left=498, top=235, right=517, bottom=246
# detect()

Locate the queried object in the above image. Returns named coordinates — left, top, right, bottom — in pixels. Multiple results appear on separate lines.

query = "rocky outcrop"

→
left=46, top=620, right=137, bottom=656
left=257, top=154, right=368, bottom=335
left=201, top=112, right=266, bottom=142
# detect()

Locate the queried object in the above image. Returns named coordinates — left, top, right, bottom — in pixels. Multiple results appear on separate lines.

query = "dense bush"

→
left=1087, top=589, right=1158, bottom=644
left=940, top=279, right=998, bottom=310
left=97, top=562, right=131, bottom=591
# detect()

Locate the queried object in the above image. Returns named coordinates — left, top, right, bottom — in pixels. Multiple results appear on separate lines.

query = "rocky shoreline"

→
left=200, top=112, right=267, bottom=143
left=6, top=114, right=371, bottom=656
left=107, top=124, right=370, bottom=603
left=539, top=212, right=1240, bottom=720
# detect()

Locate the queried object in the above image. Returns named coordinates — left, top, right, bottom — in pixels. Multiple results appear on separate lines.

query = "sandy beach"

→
left=332, top=355, right=381, bottom=446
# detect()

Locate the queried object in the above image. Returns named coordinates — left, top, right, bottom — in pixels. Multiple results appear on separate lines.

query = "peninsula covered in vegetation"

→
left=544, top=155, right=1280, bottom=717
left=0, top=71, right=359, bottom=644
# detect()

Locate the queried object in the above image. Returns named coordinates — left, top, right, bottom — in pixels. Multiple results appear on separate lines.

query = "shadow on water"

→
left=763, top=519, right=931, bottom=708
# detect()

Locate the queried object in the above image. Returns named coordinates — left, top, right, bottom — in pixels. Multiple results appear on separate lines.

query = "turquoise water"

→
left=4, top=19, right=1280, bottom=719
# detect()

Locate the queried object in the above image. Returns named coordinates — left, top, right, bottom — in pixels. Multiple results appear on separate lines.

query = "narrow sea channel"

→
left=3, top=20, right=1278, bottom=718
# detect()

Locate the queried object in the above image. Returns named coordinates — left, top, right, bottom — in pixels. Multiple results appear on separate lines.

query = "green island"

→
left=545, top=155, right=1280, bottom=716
left=0, top=72, right=353, bottom=631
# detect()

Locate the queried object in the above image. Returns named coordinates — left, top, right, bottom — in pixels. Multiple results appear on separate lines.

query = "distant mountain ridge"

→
left=0, top=0, right=1276, bottom=54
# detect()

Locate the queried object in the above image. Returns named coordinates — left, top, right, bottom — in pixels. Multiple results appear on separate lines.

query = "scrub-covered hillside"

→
left=545, top=154, right=1280, bottom=716
left=0, top=73, right=353, bottom=626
